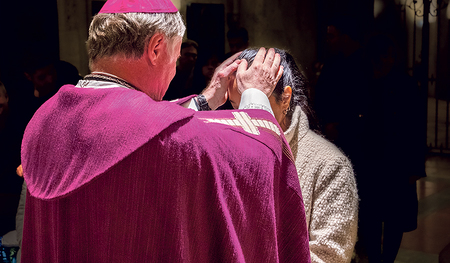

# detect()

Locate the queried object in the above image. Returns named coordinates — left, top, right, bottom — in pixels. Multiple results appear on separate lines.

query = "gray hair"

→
left=86, top=12, right=185, bottom=64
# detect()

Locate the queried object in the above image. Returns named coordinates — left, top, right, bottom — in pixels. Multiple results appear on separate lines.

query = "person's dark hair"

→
left=181, top=39, right=199, bottom=51
left=227, top=27, right=249, bottom=43
left=237, top=48, right=319, bottom=131
left=55, top=61, right=82, bottom=86
left=22, top=56, right=56, bottom=75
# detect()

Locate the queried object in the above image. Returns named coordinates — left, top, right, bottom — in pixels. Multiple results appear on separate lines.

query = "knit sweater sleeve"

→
left=308, top=156, right=358, bottom=263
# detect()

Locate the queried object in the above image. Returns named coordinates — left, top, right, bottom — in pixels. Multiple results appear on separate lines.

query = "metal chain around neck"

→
left=84, top=72, right=140, bottom=91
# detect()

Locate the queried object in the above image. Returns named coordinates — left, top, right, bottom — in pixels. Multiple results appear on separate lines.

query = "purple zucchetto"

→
left=99, top=0, right=178, bottom=14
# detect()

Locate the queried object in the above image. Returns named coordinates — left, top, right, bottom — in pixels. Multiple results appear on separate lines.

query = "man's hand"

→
left=201, top=52, right=242, bottom=110
left=236, top=47, right=283, bottom=97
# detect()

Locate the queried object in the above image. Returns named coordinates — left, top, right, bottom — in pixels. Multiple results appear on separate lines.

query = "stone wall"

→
left=57, top=0, right=90, bottom=76
left=56, top=0, right=319, bottom=78
left=179, top=0, right=318, bottom=79
left=240, top=0, right=317, bottom=77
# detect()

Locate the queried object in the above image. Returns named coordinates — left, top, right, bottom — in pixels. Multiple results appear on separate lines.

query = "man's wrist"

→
left=200, top=81, right=221, bottom=110
left=195, top=94, right=212, bottom=111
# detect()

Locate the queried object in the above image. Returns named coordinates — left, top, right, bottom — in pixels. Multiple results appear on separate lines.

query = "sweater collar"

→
left=284, top=106, right=309, bottom=144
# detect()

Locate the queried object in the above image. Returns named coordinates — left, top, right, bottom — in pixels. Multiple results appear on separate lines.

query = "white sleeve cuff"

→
left=238, top=88, right=274, bottom=116
left=186, top=98, right=199, bottom=111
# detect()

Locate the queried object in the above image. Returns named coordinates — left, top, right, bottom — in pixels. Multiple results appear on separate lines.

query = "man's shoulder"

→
left=31, top=85, right=195, bottom=142
left=22, top=86, right=195, bottom=199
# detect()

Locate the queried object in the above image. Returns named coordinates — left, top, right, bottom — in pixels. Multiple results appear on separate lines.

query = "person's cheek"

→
left=233, top=78, right=241, bottom=107
left=227, top=86, right=237, bottom=109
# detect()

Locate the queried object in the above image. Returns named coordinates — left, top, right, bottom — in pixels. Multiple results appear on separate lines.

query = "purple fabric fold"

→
left=22, top=85, right=194, bottom=199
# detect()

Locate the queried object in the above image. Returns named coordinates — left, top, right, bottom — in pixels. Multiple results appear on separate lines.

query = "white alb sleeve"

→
left=186, top=98, right=199, bottom=111
left=239, top=88, right=274, bottom=116
left=185, top=89, right=273, bottom=115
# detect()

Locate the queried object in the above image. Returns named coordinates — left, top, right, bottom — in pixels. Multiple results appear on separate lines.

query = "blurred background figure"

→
left=325, top=15, right=362, bottom=58
left=352, top=33, right=425, bottom=263
left=313, top=15, right=370, bottom=144
left=0, top=80, right=23, bottom=241
left=163, top=39, right=198, bottom=101
left=21, top=58, right=82, bottom=122
left=192, top=51, right=223, bottom=94
left=314, top=14, right=424, bottom=263
left=201, top=53, right=222, bottom=86
left=223, top=27, right=249, bottom=60
left=24, top=58, right=58, bottom=100
left=0, top=58, right=81, bottom=263
left=0, top=81, right=9, bottom=126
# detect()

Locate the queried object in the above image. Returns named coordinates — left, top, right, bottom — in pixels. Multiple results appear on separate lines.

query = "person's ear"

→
left=146, top=33, right=165, bottom=66
left=282, top=86, right=292, bottom=111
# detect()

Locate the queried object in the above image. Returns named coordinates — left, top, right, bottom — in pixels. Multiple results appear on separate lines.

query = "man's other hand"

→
left=201, top=52, right=241, bottom=110
left=17, top=164, right=23, bottom=177
left=236, top=47, right=283, bottom=97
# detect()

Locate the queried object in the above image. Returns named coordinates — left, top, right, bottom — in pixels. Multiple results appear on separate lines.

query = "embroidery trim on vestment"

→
left=200, top=111, right=281, bottom=136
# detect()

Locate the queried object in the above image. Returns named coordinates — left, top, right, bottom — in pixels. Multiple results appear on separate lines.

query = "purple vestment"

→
left=21, top=85, right=311, bottom=262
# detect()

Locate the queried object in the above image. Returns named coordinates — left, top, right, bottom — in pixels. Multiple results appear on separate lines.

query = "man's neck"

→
left=90, top=56, right=162, bottom=100
left=92, top=57, right=145, bottom=87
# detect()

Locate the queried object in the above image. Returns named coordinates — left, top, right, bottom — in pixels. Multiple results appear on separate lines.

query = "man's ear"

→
left=147, top=33, right=165, bottom=66
left=282, top=86, right=292, bottom=109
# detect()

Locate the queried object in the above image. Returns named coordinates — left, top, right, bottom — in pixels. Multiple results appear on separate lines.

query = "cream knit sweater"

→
left=284, top=106, right=358, bottom=263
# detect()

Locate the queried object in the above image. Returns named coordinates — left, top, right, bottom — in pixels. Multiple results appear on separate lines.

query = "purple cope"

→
left=21, top=84, right=311, bottom=262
